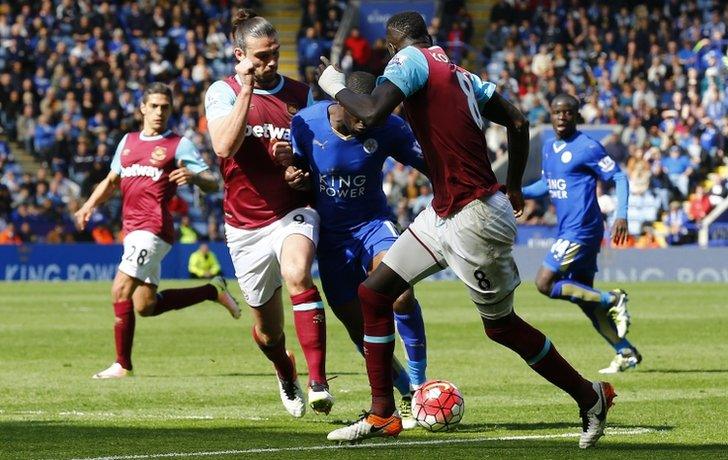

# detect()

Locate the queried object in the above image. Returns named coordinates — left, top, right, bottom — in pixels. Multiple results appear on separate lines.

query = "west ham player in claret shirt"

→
left=204, top=9, right=331, bottom=418
left=75, top=83, right=241, bottom=380
left=319, top=12, right=615, bottom=448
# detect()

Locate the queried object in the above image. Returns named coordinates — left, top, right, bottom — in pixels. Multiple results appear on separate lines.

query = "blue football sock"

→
left=579, top=303, right=635, bottom=352
left=394, top=300, right=427, bottom=386
left=551, top=280, right=613, bottom=309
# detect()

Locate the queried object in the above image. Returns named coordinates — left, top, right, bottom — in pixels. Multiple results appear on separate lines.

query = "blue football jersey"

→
left=540, top=131, right=619, bottom=242
left=291, top=101, right=426, bottom=232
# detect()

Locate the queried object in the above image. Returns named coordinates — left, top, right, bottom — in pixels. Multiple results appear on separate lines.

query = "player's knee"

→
left=111, top=282, right=133, bottom=302
left=392, top=289, right=415, bottom=314
left=135, top=304, right=155, bottom=317
left=281, top=263, right=312, bottom=293
left=534, top=277, right=553, bottom=296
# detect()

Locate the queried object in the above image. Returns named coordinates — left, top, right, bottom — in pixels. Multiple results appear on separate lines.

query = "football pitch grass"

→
left=1, top=281, right=727, bottom=459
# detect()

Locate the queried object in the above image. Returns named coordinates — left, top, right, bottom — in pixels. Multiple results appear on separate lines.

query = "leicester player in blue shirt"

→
left=522, top=94, right=642, bottom=374
left=287, top=72, right=428, bottom=427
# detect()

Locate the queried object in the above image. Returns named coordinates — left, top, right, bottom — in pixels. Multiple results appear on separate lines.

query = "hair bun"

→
left=234, top=8, right=258, bottom=26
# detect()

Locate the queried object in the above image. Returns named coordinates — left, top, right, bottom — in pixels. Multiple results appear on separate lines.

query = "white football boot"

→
left=308, top=382, right=335, bottom=415
left=599, top=348, right=642, bottom=374
left=277, top=351, right=306, bottom=418
left=579, top=381, right=616, bottom=449
left=327, top=410, right=403, bottom=443
left=92, top=362, right=133, bottom=379
left=210, top=276, right=241, bottom=319
left=607, top=289, right=631, bottom=338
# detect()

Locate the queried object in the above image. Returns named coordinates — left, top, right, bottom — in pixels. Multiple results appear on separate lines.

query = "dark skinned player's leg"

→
left=358, top=262, right=410, bottom=416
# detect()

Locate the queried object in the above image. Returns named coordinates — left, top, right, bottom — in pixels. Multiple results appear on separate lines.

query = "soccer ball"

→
left=412, top=379, right=464, bottom=432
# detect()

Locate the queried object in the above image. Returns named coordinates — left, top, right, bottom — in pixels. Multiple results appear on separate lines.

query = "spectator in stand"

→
left=664, top=200, right=691, bottom=245
left=188, top=242, right=222, bottom=279
left=344, top=27, right=371, bottom=72
left=178, top=214, right=198, bottom=244
left=0, top=222, right=22, bottom=244
left=688, top=185, right=713, bottom=222
left=298, top=27, right=327, bottom=83
left=662, top=145, right=693, bottom=198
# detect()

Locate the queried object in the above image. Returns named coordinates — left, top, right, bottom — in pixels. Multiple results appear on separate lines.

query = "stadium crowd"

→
left=0, top=0, right=726, bottom=247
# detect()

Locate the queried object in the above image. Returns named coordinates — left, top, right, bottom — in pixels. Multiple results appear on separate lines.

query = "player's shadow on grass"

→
left=454, top=422, right=675, bottom=433
left=142, top=371, right=365, bottom=378
left=639, top=368, right=728, bottom=374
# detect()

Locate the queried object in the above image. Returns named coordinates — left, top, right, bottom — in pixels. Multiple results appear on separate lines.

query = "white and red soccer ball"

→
left=412, top=379, right=464, bottom=431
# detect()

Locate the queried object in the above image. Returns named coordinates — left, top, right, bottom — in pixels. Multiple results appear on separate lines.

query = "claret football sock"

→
left=152, top=284, right=217, bottom=316
left=359, top=283, right=397, bottom=416
left=291, top=286, right=326, bottom=385
left=252, top=326, right=295, bottom=381
left=485, top=313, right=596, bottom=409
left=113, top=299, right=135, bottom=371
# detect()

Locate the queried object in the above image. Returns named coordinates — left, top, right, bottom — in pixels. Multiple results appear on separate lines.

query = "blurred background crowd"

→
left=0, top=0, right=726, bottom=248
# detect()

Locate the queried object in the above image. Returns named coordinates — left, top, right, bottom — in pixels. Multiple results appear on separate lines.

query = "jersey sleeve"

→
left=585, top=140, right=619, bottom=181
left=110, top=134, right=128, bottom=174
left=175, top=137, right=209, bottom=174
left=375, top=46, right=429, bottom=97
left=469, top=72, right=497, bottom=110
left=204, top=80, right=237, bottom=121
left=290, top=113, right=311, bottom=169
left=388, top=116, right=427, bottom=173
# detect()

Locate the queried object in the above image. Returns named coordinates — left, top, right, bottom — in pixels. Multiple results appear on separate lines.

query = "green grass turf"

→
left=1, top=281, right=727, bottom=459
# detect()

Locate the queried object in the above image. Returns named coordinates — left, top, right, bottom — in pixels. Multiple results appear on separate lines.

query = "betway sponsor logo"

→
left=245, top=123, right=291, bottom=140
left=120, top=164, right=163, bottom=181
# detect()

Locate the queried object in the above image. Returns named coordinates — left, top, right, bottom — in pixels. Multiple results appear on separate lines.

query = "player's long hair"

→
left=231, top=9, right=277, bottom=52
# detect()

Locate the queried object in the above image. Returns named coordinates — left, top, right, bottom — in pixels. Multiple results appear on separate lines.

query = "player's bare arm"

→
left=74, top=171, right=120, bottom=230
left=208, top=57, right=255, bottom=158
left=318, top=57, right=405, bottom=127
left=168, top=160, right=219, bottom=193
left=481, top=92, right=530, bottom=217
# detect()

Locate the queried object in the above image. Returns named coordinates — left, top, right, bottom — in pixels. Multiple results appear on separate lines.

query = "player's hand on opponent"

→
left=317, top=56, right=346, bottom=98
left=284, top=165, right=311, bottom=191
left=506, top=188, right=525, bottom=218
left=270, top=138, right=294, bottom=167
left=611, top=218, right=629, bottom=246
left=73, top=206, right=94, bottom=231
left=169, top=160, right=194, bottom=186
left=235, top=57, right=255, bottom=87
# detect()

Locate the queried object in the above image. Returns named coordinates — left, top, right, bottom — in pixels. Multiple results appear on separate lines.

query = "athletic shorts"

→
left=542, top=237, right=600, bottom=279
left=318, top=218, right=400, bottom=307
left=225, top=207, right=320, bottom=307
left=382, top=192, right=520, bottom=320
left=118, top=230, right=172, bottom=286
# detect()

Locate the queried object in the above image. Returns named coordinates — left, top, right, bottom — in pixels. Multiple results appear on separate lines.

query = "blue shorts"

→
left=542, top=237, right=599, bottom=279
left=318, top=219, right=400, bottom=306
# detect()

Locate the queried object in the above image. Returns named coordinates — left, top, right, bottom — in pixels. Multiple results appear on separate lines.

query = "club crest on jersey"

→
left=561, top=151, right=572, bottom=163
left=363, top=138, right=378, bottom=154
left=287, top=104, right=299, bottom=115
left=122, top=148, right=131, bottom=156
left=150, top=146, right=167, bottom=164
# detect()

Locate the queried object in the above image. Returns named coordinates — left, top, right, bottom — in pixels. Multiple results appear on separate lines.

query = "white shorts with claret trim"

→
left=225, top=207, right=320, bottom=307
left=118, top=230, right=172, bottom=286
left=382, top=192, right=521, bottom=320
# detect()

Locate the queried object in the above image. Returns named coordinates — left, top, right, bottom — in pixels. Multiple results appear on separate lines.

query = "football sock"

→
left=359, top=283, right=397, bottom=416
left=392, top=356, right=413, bottom=397
left=485, top=313, right=597, bottom=409
left=252, top=326, right=295, bottom=381
left=578, top=303, right=635, bottom=352
left=113, top=300, right=135, bottom=371
left=394, top=299, right=427, bottom=386
left=291, top=287, right=326, bottom=385
left=550, top=280, right=613, bottom=309
left=152, top=284, right=217, bottom=316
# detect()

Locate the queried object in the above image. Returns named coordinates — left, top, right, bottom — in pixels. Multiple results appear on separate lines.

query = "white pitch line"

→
left=72, top=427, right=657, bottom=460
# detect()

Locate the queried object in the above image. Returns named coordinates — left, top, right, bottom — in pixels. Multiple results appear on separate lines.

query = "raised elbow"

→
left=512, top=115, right=530, bottom=134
